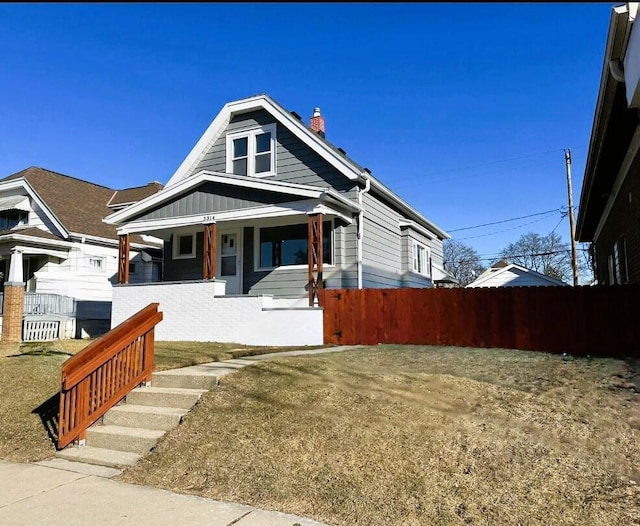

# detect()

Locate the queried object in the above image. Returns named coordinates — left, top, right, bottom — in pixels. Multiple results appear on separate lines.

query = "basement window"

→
left=226, top=124, right=276, bottom=177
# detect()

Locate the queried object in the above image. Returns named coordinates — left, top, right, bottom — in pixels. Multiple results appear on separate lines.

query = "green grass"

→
left=118, top=345, right=640, bottom=526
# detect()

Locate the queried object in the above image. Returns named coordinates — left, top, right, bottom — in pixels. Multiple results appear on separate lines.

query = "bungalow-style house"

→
left=0, top=167, right=163, bottom=338
left=576, top=2, right=640, bottom=285
left=105, top=94, right=453, bottom=307
left=466, top=259, right=569, bottom=288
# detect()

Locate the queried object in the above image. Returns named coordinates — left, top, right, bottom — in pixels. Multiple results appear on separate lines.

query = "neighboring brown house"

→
left=0, top=166, right=163, bottom=335
left=577, top=3, right=640, bottom=285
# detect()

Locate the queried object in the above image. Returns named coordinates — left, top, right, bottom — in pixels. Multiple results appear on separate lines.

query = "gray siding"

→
left=361, top=192, right=403, bottom=288
left=191, top=109, right=358, bottom=197
left=163, top=233, right=204, bottom=281
left=242, top=223, right=350, bottom=297
left=135, top=182, right=300, bottom=222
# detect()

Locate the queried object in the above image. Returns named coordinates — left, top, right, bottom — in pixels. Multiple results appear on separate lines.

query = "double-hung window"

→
left=226, top=124, right=276, bottom=177
left=412, top=240, right=432, bottom=277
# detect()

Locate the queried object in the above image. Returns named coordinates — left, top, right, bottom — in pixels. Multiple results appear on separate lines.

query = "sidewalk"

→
left=0, top=460, right=328, bottom=526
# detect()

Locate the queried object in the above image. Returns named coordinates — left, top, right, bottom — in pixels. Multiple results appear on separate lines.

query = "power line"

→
left=447, top=208, right=562, bottom=232
left=386, top=145, right=588, bottom=189
left=455, top=215, right=555, bottom=240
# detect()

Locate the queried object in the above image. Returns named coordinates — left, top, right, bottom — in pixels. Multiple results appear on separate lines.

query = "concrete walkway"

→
left=0, top=460, right=327, bottom=526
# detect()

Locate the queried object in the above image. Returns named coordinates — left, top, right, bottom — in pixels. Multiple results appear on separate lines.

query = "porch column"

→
left=203, top=222, right=217, bottom=280
left=308, top=213, right=324, bottom=306
left=2, top=249, right=25, bottom=342
left=118, top=233, right=130, bottom=284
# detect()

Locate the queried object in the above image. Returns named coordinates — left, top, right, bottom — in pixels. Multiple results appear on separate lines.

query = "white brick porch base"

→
left=111, top=281, right=323, bottom=346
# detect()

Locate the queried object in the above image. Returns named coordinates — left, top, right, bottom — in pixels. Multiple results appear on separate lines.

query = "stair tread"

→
left=88, top=424, right=166, bottom=439
left=109, top=404, right=187, bottom=416
left=56, top=445, right=141, bottom=468
left=131, top=386, right=208, bottom=395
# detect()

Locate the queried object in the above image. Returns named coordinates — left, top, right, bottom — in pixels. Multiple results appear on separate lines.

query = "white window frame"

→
left=254, top=218, right=335, bottom=271
left=88, top=256, right=105, bottom=272
left=172, top=232, right=197, bottom=259
left=411, top=240, right=431, bottom=278
left=226, top=124, right=277, bottom=178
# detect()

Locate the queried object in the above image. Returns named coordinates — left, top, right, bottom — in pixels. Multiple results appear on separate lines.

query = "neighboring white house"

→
left=0, top=167, right=163, bottom=337
left=466, top=259, right=569, bottom=288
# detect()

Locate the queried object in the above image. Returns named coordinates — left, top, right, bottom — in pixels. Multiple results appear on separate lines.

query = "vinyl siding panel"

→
left=134, top=182, right=300, bottom=221
left=361, top=192, right=403, bottom=288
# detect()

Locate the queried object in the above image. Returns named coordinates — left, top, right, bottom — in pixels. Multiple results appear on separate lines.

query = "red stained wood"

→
left=321, top=286, right=639, bottom=358
left=57, top=303, right=163, bottom=449
left=117, top=234, right=130, bottom=284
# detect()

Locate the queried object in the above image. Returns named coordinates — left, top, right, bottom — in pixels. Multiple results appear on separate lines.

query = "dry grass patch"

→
left=118, top=346, right=640, bottom=525
left=0, top=339, right=320, bottom=462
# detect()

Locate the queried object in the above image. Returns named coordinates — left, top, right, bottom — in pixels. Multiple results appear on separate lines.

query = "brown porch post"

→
left=203, top=222, right=217, bottom=279
left=118, top=233, right=130, bottom=284
left=307, top=214, right=324, bottom=306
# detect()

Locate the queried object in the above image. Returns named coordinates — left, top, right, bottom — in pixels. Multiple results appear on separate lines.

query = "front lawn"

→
left=0, top=339, right=321, bottom=462
left=117, top=345, right=640, bottom=526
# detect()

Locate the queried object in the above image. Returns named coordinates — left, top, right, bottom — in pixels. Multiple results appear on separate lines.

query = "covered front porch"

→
left=111, top=172, right=362, bottom=306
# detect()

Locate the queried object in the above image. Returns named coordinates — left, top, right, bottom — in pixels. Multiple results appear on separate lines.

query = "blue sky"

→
left=0, top=3, right=615, bottom=265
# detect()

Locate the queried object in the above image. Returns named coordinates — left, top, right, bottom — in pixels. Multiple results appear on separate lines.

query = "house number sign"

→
left=202, top=215, right=215, bottom=223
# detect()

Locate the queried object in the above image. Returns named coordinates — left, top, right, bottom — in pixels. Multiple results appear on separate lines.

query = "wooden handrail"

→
left=57, top=303, right=163, bottom=449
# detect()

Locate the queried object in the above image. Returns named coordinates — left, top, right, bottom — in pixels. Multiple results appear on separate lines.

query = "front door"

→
left=217, top=229, right=242, bottom=294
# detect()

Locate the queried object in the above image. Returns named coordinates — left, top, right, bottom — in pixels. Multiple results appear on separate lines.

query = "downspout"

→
left=357, top=174, right=371, bottom=289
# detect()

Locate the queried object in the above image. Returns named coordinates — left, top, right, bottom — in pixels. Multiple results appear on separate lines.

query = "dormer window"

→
left=226, top=124, right=276, bottom=177
left=0, top=209, right=28, bottom=230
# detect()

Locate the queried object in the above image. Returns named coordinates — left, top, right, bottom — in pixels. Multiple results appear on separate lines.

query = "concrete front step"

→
left=55, top=445, right=141, bottom=469
left=126, top=386, right=208, bottom=409
left=104, top=404, right=187, bottom=431
left=86, top=425, right=166, bottom=455
left=152, top=363, right=242, bottom=389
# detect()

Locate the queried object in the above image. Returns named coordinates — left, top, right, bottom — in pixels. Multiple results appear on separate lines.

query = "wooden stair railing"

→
left=57, top=303, right=163, bottom=449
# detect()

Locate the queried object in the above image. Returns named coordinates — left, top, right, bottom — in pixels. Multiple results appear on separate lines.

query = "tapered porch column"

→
left=308, top=213, right=324, bottom=306
left=203, top=222, right=217, bottom=280
left=118, top=233, right=130, bottom=284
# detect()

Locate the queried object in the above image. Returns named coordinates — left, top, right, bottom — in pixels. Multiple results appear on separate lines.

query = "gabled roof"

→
left=0, top=167, right=161, bottom=246
left=163, top=94, right=449, bottom=240
left=104, top=170, right=362, bottom=228
left=467, top=262, right=569, bottom=288
left=108, top=182, right=164, bottom=209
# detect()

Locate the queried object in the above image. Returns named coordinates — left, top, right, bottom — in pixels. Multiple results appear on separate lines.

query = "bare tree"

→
left=443, top=239, right=485, bottom=286
left=499, top=231, right=571, bottom=282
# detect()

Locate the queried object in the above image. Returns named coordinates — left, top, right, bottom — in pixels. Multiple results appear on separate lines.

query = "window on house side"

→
left=259, top=222, right=332, bottom=268
left=227, top=125, right=276, bottom=177
left=89, top=257, right=104, bottom=271
left=412, top=241, right=431, bottom=278
left=612, top=236, right=628, bottom=285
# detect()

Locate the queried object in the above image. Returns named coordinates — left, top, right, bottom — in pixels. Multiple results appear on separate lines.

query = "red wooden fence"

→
left=58, top=303, right=163, bottom=449
left=319, top=286, right=638, bottom=358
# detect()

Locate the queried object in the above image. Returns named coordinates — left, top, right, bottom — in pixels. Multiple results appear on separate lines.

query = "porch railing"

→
left=24, top=293, right=76, bottom=316
left=57, top=303, right=163, bottom=449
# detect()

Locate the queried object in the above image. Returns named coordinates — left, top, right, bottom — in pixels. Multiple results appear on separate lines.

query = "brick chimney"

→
left=309, top=107, right=325, bottom=138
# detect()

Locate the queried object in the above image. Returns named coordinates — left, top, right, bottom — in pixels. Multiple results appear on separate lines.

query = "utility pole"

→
left=564, top=149, right=579, bottom=286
